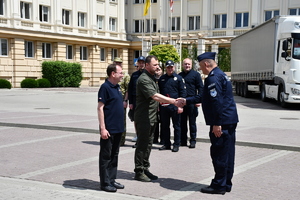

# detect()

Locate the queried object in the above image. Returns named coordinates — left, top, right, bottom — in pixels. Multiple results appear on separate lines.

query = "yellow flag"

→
left=143, top=0, right=151, bottom=16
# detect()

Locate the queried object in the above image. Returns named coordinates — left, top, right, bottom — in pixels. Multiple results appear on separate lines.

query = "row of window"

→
left=6, top=1, right=117, bottom=31
left=0, top=38, right=120, bottom=62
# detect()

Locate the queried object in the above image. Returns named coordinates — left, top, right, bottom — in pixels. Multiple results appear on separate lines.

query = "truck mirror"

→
left=282, top=40, right=288, bottom=51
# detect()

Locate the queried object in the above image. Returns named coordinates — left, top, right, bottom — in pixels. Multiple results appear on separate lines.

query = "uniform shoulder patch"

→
left=210, top=88, right=217, bottom=97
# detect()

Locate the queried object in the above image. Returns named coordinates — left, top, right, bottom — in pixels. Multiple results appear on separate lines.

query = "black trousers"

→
left=181, top=104, right=198, bottom=144
left=99, top=133, right=122, bottom=187
left=209, top=124, right=237, bottom=191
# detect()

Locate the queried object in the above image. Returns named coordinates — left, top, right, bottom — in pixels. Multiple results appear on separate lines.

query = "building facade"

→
left=0, top=0, right=300, bottom=87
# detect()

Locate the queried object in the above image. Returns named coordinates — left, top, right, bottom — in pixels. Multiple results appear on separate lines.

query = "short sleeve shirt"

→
left=134, top=70, right=159, bottom=124
left=98, top=79, right=124, bottom=134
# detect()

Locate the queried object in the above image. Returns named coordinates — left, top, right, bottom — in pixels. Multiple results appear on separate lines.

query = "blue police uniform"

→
left=178, top=69, right=203, bottom=146
left=158, top=72, right=186, bottom=148
left=98, top=79, right=124, bottom=188
left=187, top=65, right=239, bottom=192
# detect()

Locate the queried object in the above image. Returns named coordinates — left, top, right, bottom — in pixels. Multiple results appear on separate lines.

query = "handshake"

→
left=174, top=98, right=186, bottom=108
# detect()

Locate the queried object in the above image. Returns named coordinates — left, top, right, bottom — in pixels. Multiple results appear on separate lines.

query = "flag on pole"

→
left=143, top=0, right=151, bottom=16
left=170, top=0, right=174, bottom=12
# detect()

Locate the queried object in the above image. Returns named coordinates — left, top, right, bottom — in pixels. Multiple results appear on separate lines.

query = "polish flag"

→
left=170, top=0, right=174, bottom=12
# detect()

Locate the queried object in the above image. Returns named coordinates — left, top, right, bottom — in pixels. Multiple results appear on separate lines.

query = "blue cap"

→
left=197, top=52, right=216, bottom=62
left=137, top=56, right=146, bottom=61
left=165, top=60, right=174, bottom=67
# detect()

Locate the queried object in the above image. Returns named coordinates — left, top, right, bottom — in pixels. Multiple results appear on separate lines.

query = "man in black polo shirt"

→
left=97, top=64, right=125, bottom=192
left=134, top=55, right=180, bottom=182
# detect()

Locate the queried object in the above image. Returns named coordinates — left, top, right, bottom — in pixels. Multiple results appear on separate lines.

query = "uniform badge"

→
left=174, top=77, right=177, bottom=81
left=210, top=88, right=217, bottom=97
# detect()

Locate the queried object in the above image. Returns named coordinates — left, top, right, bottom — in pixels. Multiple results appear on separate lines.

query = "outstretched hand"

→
left=175, top=98, right=186, bottom=108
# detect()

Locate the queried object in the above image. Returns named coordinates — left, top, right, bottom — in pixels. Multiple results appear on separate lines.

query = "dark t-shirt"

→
left=134, top=70, right=159, bottom=124
left=98, top=79, right=124, bottom=134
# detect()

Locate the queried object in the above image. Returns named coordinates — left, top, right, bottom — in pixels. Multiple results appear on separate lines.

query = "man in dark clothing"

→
left=158, top=60, right=186, bottom=152
left=178, top=58, right=203, bottom=148
left=178, top=52, right=239, bottom=195
left=97, top=64, right=125, bottom=193
left=128, top=56, right=145, bottom=145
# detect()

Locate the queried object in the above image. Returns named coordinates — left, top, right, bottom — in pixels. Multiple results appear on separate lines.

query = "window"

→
left=62, top=9, right=70, bottom=25
left=25, top=41, right=34, bottom=58
left=100, top=48, right=105, bottom=61
left=171, top=17, right=180, bottom=31
left=134, top=50, right=142, bottom=59
left=0, top=39, right=8, bottom=56
left=290, top=8, right=300, bottom=15
left=78, top=12, right=86, bottom=27
left=80, top=46, right=88, bottom=60
left=134, top=20, right=144, bottom=33
left=39, top=5, right=49, bottom=22
left=235, top=12, right=249, bottom=28
left=146, top=19, right=157, bottom=32
left=265, top=10, right=279, bottom=21
left=66, top=45, right=73, bottom=60
left=109, top=17, right=117, bottom=31
left=188, top=16, right=200, bottom=30
left=111, top=49, right=118, bottom=61
left=42, top=43, right=51, bottom=58
left=293, top=38, right=300, bottom=59
left=97, top=15, right=104, bottom=29
left=20, top=2, right=31, bottom=20
left=134, top=0, right=156, bottom=3
left=215, top=14, right=227, bottom=28
left=0, top=0, right=4, bottom=15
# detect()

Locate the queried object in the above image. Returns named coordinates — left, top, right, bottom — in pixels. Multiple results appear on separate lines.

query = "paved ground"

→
left=0, top=88, right=299, bottom=200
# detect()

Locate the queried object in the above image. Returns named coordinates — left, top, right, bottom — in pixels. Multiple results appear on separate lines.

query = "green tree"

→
left=218, top=48, right=231, bottom=72
left=149, top=44, right=180, bottom=68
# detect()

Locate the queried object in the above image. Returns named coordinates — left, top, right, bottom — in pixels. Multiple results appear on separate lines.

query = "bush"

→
left=21, top=78, right=38, bottom=88
left=37, top=78, right=51, bottom=88
left=42, top=61, right=82, bottom=87
left=0, top=79, right=12, bottom=89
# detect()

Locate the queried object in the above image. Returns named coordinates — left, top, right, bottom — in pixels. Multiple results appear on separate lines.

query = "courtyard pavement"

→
left=0, top=87, right=299, bottom=200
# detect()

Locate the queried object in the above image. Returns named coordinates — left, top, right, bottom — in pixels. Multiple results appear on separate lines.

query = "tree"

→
left=217, top=48, right=231, bottom=72
left=149, top=44, right=180, bottom=68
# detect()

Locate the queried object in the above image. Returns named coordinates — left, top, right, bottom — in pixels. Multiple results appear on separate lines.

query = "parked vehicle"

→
left=231, top=15, right=300, bottom=107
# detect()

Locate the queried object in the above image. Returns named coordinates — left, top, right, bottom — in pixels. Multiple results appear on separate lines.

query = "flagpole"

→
left=170, top=1, right=172, bottom=46
left=150, top=1, right=152, bottom=51
left=179, top=0, right=182, bottom=69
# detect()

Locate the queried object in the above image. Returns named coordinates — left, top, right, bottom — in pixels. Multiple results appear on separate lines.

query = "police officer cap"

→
left=137, top=56, right=146, bottom=61
left=114, top=57, right=123, bottom=63
left=197, top=52, right=216, bottom=62
left=165, top=60, right=174, bottom=67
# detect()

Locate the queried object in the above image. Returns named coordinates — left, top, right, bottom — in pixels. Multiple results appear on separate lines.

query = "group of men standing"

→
left=97, top=53, right=239, bottom=195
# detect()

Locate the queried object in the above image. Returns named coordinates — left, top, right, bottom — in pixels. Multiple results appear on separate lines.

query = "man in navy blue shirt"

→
left=179, top=58, right=203, bottom=148
left=158, top=60, right=186, bottom=152
left=97, top=64, right=125, bottom=193
left=178, top=52, right=239, bottom=195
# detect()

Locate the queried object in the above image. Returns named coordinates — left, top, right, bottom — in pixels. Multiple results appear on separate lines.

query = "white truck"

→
left=231, top=15, right=300, bottom=107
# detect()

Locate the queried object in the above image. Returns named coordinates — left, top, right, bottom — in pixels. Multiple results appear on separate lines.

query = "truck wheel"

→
left=260, top=83, right=268, bottom=102
left=278, top=86, right=288, bottom=108
left=244, top=82, right=251, bottom=98
left=240, top=83, right=245, bottom=97
left=236, top=82, right=241, bottom=96
left=235, top=82, right=239, bottom=95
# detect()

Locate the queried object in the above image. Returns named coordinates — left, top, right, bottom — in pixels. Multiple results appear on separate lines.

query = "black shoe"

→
left=101, top=185, right=117, bottom=192
left=144, top=170, right=158, bottom=180
left=159, top=145, right=171, bottom=150
left=200, top=186, right=226, bottom=195
left=172, top=146, right=179, bottom=152
left=226, top=188, right=231, bottom=192
left=112, top=181, right=124, bottom=189
left=132, top=143, right=137, bottom=148
left=189, top=143, right=196, bottom=148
